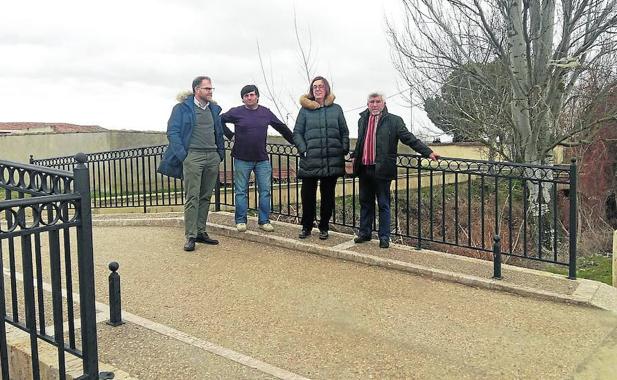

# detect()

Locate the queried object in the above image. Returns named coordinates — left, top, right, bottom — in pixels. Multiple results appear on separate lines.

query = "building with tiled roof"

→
left=0, top=122, right=107, bottom=134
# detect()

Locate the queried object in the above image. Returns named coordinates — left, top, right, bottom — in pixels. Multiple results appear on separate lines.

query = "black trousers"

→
left=358, top=165, right=392, bottom=240
left=300, top=176, right=338, bottom=231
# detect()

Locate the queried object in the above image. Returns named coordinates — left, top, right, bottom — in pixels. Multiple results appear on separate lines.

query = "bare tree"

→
left=387, top=0, right=617, bottom=253
left=387, top=0, right=617, bottom=164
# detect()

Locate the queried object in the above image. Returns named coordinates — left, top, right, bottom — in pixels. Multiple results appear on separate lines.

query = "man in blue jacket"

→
left=158, top=76, right=225, bottom=252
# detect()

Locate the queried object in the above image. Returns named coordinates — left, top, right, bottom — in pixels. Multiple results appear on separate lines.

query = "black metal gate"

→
left=0, top=154, right=100, bottom=379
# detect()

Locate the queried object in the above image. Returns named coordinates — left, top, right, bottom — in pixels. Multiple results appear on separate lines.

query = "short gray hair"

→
left=367, top=92, right=385, bottom=101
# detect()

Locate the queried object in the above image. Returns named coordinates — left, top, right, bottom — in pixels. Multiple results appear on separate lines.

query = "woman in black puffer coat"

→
left=293, top=76, right=349, bottom=240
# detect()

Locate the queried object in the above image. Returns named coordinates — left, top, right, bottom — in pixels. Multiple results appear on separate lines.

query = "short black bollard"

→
left=106, top=262, right=124, bottom=326
left=492, top=235, right=502, bottom=280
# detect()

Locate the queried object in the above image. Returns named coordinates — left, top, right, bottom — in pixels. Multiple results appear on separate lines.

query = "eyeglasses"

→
left=312, top=84, right=325, bottom=90
left=199, top=87, right=215, bottom=91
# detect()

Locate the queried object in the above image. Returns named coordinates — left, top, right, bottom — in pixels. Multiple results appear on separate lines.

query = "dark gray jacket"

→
left=352, top=107, right=433, bottom=180
left=293, top=94, right=350, bottom=178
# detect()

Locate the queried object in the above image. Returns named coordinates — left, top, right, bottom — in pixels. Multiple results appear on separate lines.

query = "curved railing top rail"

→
left=427, top=155, right=571, bottom=170
left=30, top=142, right=573, bottom=182
left=31, top=144, right=170, bottom=165
left=0, top=159, right=74, bottom=196
left=395, top=155, right=571, bottom=182
left=0, top=159, right=74, bottom=178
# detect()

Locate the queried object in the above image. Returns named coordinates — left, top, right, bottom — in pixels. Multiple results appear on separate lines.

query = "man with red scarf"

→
left=351, top=92, right=439, bottom=248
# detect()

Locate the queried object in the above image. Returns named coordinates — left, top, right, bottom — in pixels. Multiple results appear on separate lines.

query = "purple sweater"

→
left=220, top=105, right=294, bottom=161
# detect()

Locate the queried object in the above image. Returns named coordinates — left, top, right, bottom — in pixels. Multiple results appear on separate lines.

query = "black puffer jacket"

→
left=293, top=94, right=350, bottom=178
left=353, top=107, right=433, bottom=180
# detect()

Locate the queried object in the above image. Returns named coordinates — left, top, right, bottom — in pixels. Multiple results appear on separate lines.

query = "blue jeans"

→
left=358, top=165, right=392, bottom=240
left=234, top=159, right=272, bottom=224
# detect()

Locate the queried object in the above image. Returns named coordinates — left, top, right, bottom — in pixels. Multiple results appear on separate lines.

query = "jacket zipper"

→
left=323, top=107, right=330, bottom=174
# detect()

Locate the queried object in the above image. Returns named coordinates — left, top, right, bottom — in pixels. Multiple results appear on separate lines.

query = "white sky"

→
left=0, top=0, right=444, bottom=139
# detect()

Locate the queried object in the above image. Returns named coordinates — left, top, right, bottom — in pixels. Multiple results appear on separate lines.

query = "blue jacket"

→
left=157, top=95, right=225, bottom=179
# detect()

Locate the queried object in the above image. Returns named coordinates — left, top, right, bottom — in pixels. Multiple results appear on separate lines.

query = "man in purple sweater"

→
left=221, top=85, right=294, bottom=232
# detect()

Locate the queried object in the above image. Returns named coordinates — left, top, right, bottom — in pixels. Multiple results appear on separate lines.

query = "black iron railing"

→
left=32, top=145, right=178, bottom=213
left=32, top=143, right=577, bottom=277
left=0, top=155, right=100, bottom=379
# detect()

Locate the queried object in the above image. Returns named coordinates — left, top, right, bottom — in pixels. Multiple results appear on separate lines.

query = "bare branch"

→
left=256, top=39, right=287, bottom=122
left=293, top=9, right=314, bottom=85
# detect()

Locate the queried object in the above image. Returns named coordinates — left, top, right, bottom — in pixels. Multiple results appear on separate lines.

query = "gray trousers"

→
left=183, top=150, right=220, bottom=238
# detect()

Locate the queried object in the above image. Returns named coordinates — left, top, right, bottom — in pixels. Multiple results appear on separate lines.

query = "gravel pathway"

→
left=87, top=225, right=617, bottom=379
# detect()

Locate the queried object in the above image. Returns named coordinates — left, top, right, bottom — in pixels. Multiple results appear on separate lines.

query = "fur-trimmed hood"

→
left=176, top=90, right=217, bottom=105
left=299, top=93, right=336, bottom=110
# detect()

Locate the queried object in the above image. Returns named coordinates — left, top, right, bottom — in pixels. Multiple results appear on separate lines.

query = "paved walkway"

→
left=94, top=211, right=617, bottom=311
left=5, top=211, right=617, bottom=378
left=84, top=212, right=617, bottom=379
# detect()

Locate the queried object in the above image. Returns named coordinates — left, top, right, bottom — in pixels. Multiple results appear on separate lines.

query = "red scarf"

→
left=362, top=114, right=378, bottom=165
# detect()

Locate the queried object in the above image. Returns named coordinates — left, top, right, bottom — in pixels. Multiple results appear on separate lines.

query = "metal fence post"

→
left=568, top=158, right=578, bottom=280
left=21, top=234, right=40, bottom=379
left=416, top=157, right=422, bottom=250
left=492, top=235, right=502, bottom=279
left=0, top=251, right=8, bottom=379
left=107, top=262, right=124, bottom=327
left=141, top=148, right=148, bottom=214
left=73, top=153, right=100, bottom=379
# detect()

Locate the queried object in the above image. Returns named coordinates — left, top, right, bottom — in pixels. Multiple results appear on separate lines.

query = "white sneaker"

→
left=259, top=223, right=274, bottom=232
left=236, top=223, right=247, bottom=232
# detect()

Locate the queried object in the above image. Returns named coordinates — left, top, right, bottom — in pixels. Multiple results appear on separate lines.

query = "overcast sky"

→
left=0, top=0, right=443, bottom=139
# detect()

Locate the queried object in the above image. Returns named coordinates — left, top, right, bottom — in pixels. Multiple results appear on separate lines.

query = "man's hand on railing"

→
left=429, top=152, right=440, bottom=161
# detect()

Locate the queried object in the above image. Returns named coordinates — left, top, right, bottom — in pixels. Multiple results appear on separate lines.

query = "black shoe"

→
left=354, top=235, right=370, bottom=244
left=184, top=237, right=196, bottom=252
left=299, top=229, right=311, bottom=239
left=195, top=232, right=219, bottom=245
left=319, top=230, right=329, bottom=240
left=379, top=238, right=390, bottom=249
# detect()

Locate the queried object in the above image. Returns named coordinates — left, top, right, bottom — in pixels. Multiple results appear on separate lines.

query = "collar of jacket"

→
left=299, top=93, right=336, bottom=110
left=182, top=95, right=220, bottom=113
left=359, top=105, right=389, bottom=119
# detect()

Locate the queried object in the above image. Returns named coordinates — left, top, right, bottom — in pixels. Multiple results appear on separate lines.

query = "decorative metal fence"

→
left=32, top=143, right=577, bottom=278
left=0, top=155, right=100, bottom=379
